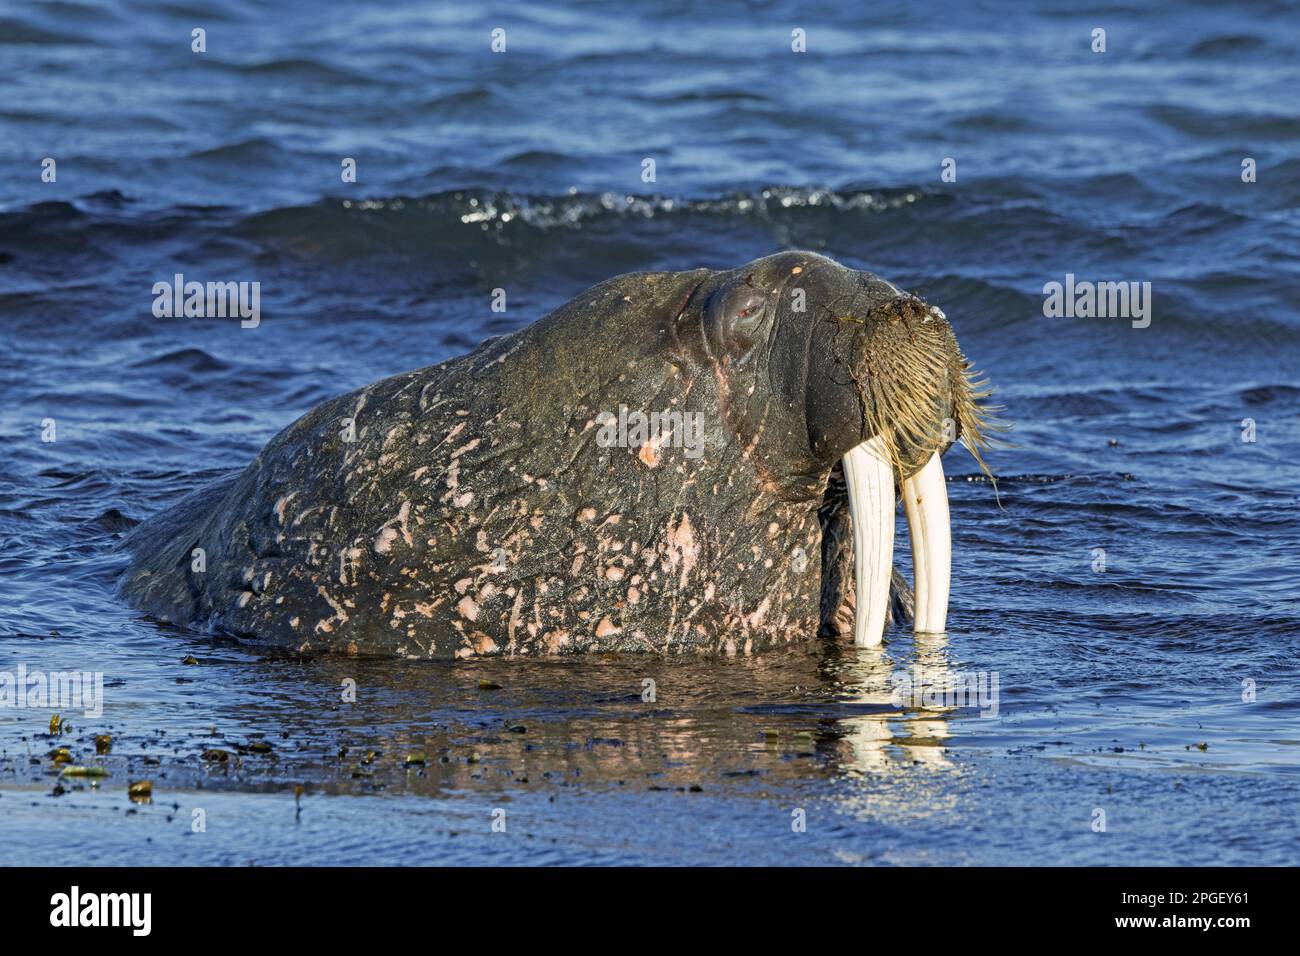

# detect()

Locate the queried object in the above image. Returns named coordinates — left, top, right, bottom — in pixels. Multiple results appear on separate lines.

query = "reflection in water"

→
left=4, top=609, right=1296, bottom=865
left=3, top=625, right=983, bottom=800
left=831, top=641, right=903, bottom=776
left=905, top=632, right=957, bottom=771
left=833, top=632, right=956, bottom=775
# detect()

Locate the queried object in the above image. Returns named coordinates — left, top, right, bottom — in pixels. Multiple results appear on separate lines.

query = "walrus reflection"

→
left=838, top=633, right=956, bottom=774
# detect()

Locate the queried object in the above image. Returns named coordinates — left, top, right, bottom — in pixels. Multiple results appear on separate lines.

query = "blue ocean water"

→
left=0, top=0, right=1297, bottom=865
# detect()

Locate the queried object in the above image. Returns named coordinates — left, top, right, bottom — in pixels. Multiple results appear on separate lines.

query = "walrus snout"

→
left=754, top=256, right=1001, bottom=647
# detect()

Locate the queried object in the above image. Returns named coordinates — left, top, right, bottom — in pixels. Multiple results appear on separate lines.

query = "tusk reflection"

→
left=834, top=632, right=956, bottom=775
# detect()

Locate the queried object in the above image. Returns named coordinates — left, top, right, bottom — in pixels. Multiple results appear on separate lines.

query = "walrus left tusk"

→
left=843, top=435, right=894, bottom=647
left=902, top=450, right=950, bottom=634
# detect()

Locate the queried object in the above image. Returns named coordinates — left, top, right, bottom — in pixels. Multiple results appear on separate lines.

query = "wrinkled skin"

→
left=120, top=252, right=991, bottom=657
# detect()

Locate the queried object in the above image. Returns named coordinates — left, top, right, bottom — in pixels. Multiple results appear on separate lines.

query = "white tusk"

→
left=842, top=435, right=895, bottom=647
left=901, top=450, right=950, bottom=634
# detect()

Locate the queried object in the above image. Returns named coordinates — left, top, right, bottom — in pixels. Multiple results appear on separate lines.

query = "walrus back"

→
left=120, top=473, right=240, bottom=626
left=115, top=333, right=504, bottom=648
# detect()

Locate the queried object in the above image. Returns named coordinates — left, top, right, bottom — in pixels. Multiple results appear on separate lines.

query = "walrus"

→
left=120, top=251, right=1001, bottom=658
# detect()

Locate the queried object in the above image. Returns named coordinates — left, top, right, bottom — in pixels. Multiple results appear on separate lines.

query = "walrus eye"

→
left=728, top=291, right=768, bottom=333
left=704, top=285, right=769, bottom=354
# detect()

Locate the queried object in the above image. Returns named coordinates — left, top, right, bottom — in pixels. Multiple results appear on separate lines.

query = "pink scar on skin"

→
left=273, top=492, right=298, bottom=526
left=373, top=527, right=399, bottom=554
left=665, top=513, right=698, bottom=586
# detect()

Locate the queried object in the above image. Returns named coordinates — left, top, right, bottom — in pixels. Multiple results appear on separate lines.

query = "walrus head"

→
left=662, top=251, right=1001, bottom=646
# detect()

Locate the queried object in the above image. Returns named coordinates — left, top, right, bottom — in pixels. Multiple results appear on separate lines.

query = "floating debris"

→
left=95, top=734, right=113, bottom=754
left=61, top=765, right=110, bottom=778
left=128, top=780, right=153, bottom=803
left=201, top=748, right=231, bottom=762
left=478, top=679, right=502, bottom=690
left=246, top=740, right=274, bottom=754
left=49, top=714, right=62, bottom=735
left=181, top=655, right=199, bottom=665
left=404, top=752, right=427, bottom=767
left=49, top=746, right=72, bottom=764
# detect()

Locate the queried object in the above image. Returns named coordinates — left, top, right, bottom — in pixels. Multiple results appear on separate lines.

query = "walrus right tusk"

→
left=902, top=450, right=950, bottom=634
left=843, top=435, right=894, bottom=647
